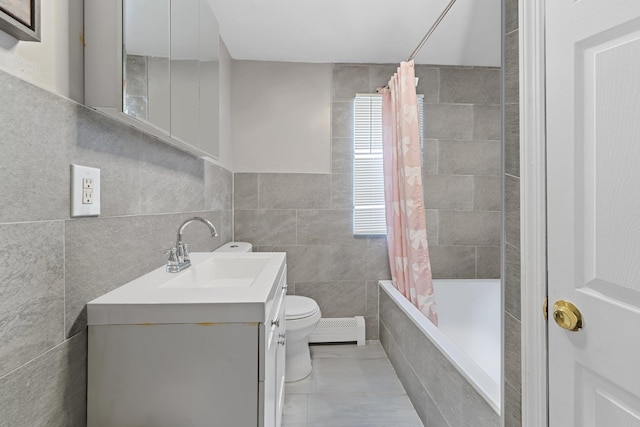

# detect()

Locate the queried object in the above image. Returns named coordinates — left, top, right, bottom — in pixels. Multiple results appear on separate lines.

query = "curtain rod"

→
left=407, top=0, right=458, bottom=62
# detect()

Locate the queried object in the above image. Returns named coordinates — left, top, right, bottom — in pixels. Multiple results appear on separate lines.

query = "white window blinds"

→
left=353, top=94, right=424, bottom=236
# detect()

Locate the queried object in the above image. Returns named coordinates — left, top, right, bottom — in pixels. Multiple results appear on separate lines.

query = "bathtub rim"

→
left=379, top=280, right=501, bottom=414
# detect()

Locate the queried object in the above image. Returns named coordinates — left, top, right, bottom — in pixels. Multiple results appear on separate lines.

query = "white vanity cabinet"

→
left=86, top=252, right=287, bottom=427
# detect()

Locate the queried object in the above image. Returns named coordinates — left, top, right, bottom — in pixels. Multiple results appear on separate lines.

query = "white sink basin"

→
left=161, top=255, right=271, bottom=288
left=87, top=251, right=287, bottom=325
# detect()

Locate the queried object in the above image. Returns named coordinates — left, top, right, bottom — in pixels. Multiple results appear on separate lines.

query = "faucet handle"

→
left=165, top=247, right=178, bottom=263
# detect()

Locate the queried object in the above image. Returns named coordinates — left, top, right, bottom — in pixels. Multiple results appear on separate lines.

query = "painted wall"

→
left=233, top=62, right=501, bottom=340
left=0, top=68, right=233, bottom=425
left=231, top=60, right=332, bottom=173
left=503, top=0, right=522, bottom=425
left=0, top=0, right=84, bottom=102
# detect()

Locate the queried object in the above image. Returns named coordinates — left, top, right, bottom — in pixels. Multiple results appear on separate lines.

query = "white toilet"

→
left=285, top=295, right=321, bottom=382
left=214, top=243, right=321, bottom=382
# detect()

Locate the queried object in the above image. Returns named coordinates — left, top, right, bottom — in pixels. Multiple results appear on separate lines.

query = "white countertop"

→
left=87, top=252, right=287, bottom=325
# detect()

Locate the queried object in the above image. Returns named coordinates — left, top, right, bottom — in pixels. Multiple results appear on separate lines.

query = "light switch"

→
left=71, top=164, right=101, bottom=217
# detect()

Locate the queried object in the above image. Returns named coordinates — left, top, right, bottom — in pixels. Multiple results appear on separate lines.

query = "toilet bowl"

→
left=285, top=295, right=321, bottom=382
left=214, top=242, right=321, bottom=382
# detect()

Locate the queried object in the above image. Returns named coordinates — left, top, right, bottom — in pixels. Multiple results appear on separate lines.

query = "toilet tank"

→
left=214, top=242, right=253, bottom=253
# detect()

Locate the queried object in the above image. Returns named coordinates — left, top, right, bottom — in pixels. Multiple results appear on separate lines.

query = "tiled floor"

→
left=282, top=342, right=424, bottom=427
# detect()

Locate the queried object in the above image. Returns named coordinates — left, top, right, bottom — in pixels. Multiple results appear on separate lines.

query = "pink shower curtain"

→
left=380, top=61, right=437, bottom=325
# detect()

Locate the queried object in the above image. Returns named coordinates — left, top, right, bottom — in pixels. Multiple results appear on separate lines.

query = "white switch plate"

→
left=71, top=164, right=101, bottom=217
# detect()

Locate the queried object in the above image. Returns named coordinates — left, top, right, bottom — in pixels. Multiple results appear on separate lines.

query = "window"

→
left=352, top=94, right=424, bottom=236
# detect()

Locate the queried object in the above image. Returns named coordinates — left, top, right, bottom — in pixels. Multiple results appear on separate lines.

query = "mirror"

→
left=123, top=0, right=171, bottom=134
left=119, top=0, right=220, bottom=158
left=170, top=0, right=199, bottom=146
left=199, top=0, right=220, bottom=158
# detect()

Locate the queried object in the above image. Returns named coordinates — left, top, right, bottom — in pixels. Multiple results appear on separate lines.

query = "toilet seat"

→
left=286, top=296, right=319, bottom=320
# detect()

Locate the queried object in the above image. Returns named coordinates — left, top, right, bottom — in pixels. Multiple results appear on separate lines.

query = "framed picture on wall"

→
left=0, top=0, right=40, bottom=41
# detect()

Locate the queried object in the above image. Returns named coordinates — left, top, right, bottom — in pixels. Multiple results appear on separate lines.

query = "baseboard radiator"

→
left=308, top=316, right=366, bottom=346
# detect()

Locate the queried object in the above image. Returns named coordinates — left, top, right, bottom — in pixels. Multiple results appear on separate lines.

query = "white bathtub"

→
left=380, top=279, right=501, bottom=413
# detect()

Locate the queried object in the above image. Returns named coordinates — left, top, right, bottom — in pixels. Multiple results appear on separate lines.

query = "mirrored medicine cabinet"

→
left=85, top=0, right=220, bottom=159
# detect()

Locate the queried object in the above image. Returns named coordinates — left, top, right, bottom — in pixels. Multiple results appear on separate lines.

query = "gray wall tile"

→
left=414, top=66, right=441, bottom=103
left=331, top=101, right=353, bottom=138
left=179, top=211, right=223, bottom=252
left=505, top=243, right=521, bottom=320
left=379, top=321, right=391, bottom=357
left=505, top=30, right=520, bottom=105
left=140, top=139, right=205, bottom=214
left=440, top=67, right=500, bottom=105
left=473, top=105, right=502, bottom=140
left=460, top=379, right=501, bottom=427
left=388, top=344, right=430, bottom=426
left=474, top=176, right=502, bottom=211
left=331, top=173, right=353, bottom=210
left=424, top=175, right=474, bottom=210
left=204, top=162, right=232, bottom=211
left=503, top=7, right=522, bottom=414
left=234, top=209, right=297, bottom=246
left=429, top=246, right=476, bottom=279
left=505, top=174, right=521, bottom=248
left=0, top=67, right=234, bottom=426
left=476, top=246, right=501, bottom=279
left=0, top=74, right=71, bottom=223
left=297, top=209, right=366, bottom=246
left=505, top=209, right=521, bottom=250
left=405, top=321, right=467, bottom=426
left=295, top=281, right=366, bottom=319
left=259, top=173, right=330, bottom=209
left=258, top=245, right=332, bottom=282
left=380, top=291, right=408, bottom=351
left=369, top=64, right=399, bottom=94
left=504, top=381, right=522, bottom=427
left=331, top=138, right=353, bottom=174
left=0, top=222, right=64, bottom=378
left=330, top=244, right=391, bottom=281
left=439, top=140, right=501, bottom=176
left=439, top=211, right=501, bottom=246
left=65, top=214, right=180, bottom=336
left=219, top=209, right=234, bottom=244
left=404, top=318, right=498, bottom=427
left=70, top=107, right=144, bottom=218
left=366, top=281, right=379, bottom=340
left=0, top=333, right=87, bottom=427
left=505, top=312, right=522, bottom=393
left=233, top=173, right=259, bottom=210
left=422, top=139, right=439, bottom=175
left=505, top=102, right=520, bottom=177
left=332, top=65, right=370, bottom=101
left=425, top=209, right=439, bottom=246
left=505, top=0, right=519, bottom=34
left=425, top=104, right=474, bottom=140
left=426, top=392, right=450, bottom=427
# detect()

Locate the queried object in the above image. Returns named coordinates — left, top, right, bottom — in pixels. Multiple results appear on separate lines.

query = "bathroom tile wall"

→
left=0, top=70, right=232, bottom=426
left=503, top=0, right=522, bottom=425
left=380, top=290, right=500, bottom=427
left=234, top=63, right=501, bottom=341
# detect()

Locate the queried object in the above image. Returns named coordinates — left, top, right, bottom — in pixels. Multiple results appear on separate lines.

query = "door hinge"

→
left=543, top=297, right=548, bottom=320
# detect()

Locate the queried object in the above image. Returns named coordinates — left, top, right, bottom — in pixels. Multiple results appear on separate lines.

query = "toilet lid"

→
left=286, top=296, right=319, bottom=320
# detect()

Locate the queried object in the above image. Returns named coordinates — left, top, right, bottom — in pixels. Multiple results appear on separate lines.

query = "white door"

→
left=546, top=0, right=640, bottom=425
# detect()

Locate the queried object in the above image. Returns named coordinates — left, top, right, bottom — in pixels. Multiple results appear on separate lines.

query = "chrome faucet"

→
left=166, top=217, right=218, bottom=273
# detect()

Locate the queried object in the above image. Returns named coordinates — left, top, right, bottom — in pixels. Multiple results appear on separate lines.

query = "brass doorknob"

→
left=553, top=300, right=583, bottom=331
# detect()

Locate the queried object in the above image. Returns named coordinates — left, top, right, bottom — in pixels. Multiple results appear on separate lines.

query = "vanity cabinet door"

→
left=261, top=280, right=286, bottom=427
left=275, top=298, right=287, bottom=427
